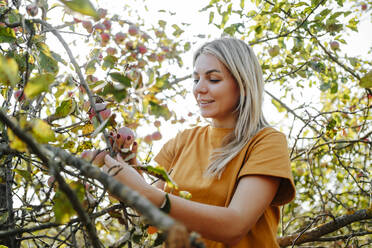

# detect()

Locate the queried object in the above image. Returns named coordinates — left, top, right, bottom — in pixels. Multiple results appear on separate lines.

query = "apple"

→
left=151, top=131, right=162, bottom=141
left=103, top=19, right=111, bottom=30
left=125, top=41, right=134, bottom=50
left=157, top=54, right=165, bottom=62
left=99, top=108, right=111, bottom=120
left=114, top=127, right=135, bottom=150
left=330, top=41, right=339, bottom=51
left=100, top=33, right=110, bottom=42
left=97, top=8, right=107, bottom=19
left=137, top=45, right=147, bottom=54
left=268, top=45, right=280, bottom=57
left=154, top=120, right=161, bottom=128
left=114, top=32, right=127, bottom=44
left=82, top=21, right=93, bottom=33
left=94, top=23, right=105, bottom=32
left=106, top=47, right=117, bottom=56
left=128, top=25, right=139, bottom=36
left=361, top=3, right=368, bottom=11
left=14, top=90, right=25, bottom=101
left=144, top=134, right=152, bottom=144
left=26, top=4, right=38, bottom=17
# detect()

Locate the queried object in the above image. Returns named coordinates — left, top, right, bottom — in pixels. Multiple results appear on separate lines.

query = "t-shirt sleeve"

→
left=238, top=131, right=295, bottom=206
left=154, top=131, right=183, bottom=172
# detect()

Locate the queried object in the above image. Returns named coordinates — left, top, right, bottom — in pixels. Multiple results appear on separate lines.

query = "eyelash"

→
left=193, top=79, right=220, bottom=84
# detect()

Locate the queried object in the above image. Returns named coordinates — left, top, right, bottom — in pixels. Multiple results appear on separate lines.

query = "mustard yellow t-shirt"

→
left=154, top=125, right=295, bottom=248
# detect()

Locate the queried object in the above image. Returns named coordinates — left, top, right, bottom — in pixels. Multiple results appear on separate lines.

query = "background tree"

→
left=0, top=0, right=371, bottom=247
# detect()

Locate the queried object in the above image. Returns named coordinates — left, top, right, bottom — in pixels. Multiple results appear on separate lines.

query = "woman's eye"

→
left=210, top=79, right=220, bottom=83
left=193, top=79, right=199, bottom=84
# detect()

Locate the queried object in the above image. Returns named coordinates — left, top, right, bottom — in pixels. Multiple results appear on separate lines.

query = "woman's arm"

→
left=104, top=155, right=279, bottom=246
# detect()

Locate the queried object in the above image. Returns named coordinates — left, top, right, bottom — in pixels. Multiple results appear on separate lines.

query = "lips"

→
left=198, top=99, right=215, bottom=107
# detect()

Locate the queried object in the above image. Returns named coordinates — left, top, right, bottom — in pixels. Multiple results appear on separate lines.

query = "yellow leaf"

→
left=359, top=71, right=372, bottom=88
left=0, top=55, right=19, bottom=87
left=60, top=0, right=98, bottom=18
left=82, top=123, right=94, bottom=135
left=24, top=73, right=55, bottom=99
left=7, top=129, right=28, bottom=152
left=31, top=119, right=55, bottom=143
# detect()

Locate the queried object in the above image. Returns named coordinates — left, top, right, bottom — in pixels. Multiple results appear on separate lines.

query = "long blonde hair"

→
left=193, top=37, right=269, bottom=178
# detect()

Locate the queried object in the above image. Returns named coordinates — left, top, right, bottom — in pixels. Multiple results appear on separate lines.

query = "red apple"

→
left=106, top=47, right=117, bottom=56
left=82, top=20, right=93, bottom=33
left=14, top=90, right=25, bottom=101
left=151, top=131, right=162, bottom=141
left=137, top=45, right=147, bottom=54
left=99, top=108, right=111, bottom=120
left=26, top=4, right=38, bottom=17
left=361, top=3, right=368, bottom=11
left=128, top=25, right=138, bottom=36
left=100, top=33, right=110, bottom=42
left=144, top=134, right=152, bottom=144
left=94, top=23, right=106, bottom=32
left=114, top=32, right=127, bottom=43
left=154, top=120, right=161, bottom=128
left=125, top=41, right=134, bottom=50
left=103, top=19, right=111, bottom=30
left=330, top=41, right=339, bottom=51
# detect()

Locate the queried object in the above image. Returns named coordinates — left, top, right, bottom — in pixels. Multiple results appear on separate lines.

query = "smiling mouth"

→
left=199, top=100, right=214, bottom=107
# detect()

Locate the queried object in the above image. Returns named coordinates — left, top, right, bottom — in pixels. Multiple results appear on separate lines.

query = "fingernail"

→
left=127, top=136, right=131, bottom=140
left=133, top=142, right=137, bottom=146
left=110, top=131, right=114, bottom=136
left=117, top=134, right=121, bottom=139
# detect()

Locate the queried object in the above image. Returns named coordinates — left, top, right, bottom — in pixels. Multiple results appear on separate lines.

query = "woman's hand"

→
left=102, top=154, right=148, bottom=194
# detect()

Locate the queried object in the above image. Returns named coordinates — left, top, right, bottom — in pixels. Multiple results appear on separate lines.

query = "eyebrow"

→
left=193, top=69, right=221, bottom=76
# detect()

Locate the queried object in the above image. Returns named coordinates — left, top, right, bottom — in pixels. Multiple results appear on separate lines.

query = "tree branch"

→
left=277, top=209, right=372, bottom=247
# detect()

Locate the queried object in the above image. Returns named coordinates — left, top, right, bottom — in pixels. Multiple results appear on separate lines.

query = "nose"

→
left=193, top=78, right=208, bottom=94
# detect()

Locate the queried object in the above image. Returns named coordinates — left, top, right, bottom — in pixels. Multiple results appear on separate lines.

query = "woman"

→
left=104, top=37, right=295, bottom=247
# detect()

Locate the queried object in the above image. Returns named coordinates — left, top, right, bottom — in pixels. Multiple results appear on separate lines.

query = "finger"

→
left=104, top=154, right=118, bottom=166
left=123, top=135, right=133, bottom=149
left=130, top=142, right=138, bottom=165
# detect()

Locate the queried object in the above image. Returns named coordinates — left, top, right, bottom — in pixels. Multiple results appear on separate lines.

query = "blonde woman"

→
left=104, top=38, right=295, bottom=247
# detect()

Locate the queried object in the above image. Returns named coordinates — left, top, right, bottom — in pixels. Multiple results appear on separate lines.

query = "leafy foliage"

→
left=0, top=0, right=370, bottom=247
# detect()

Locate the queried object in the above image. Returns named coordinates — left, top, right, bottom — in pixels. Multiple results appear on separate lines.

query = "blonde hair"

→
left=193, top=37, right=269, bottom=178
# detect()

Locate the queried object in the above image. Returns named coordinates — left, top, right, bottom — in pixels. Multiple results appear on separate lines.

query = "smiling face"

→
left=193, top=53, right=240, bottom=128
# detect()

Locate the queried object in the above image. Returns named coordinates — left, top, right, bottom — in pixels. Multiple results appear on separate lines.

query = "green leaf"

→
left=98, top=83, right=127, bottom=102
left=359, top=71, right=372, bottom=88
left=109, top=72, right=131, bottom=87
left=0, top=27, right=16, bottom=43
left=54, top=99, right=76, bottom=118
left=85, top=59, right=97, bottom=75
left=36, top=42, right=59, bottom=74
left=60, top=0, right=98, bottom=18
left=149, top=101, right=171, bottom=120
left=53, top=182, right=85, bottom=224
left=14, top=169, right=32, bottom=182
left=138, top=165, right=177, bottom=189
left=209, top=11, right=214, bottom=24
left=24, top=73, right=55, bottom=99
